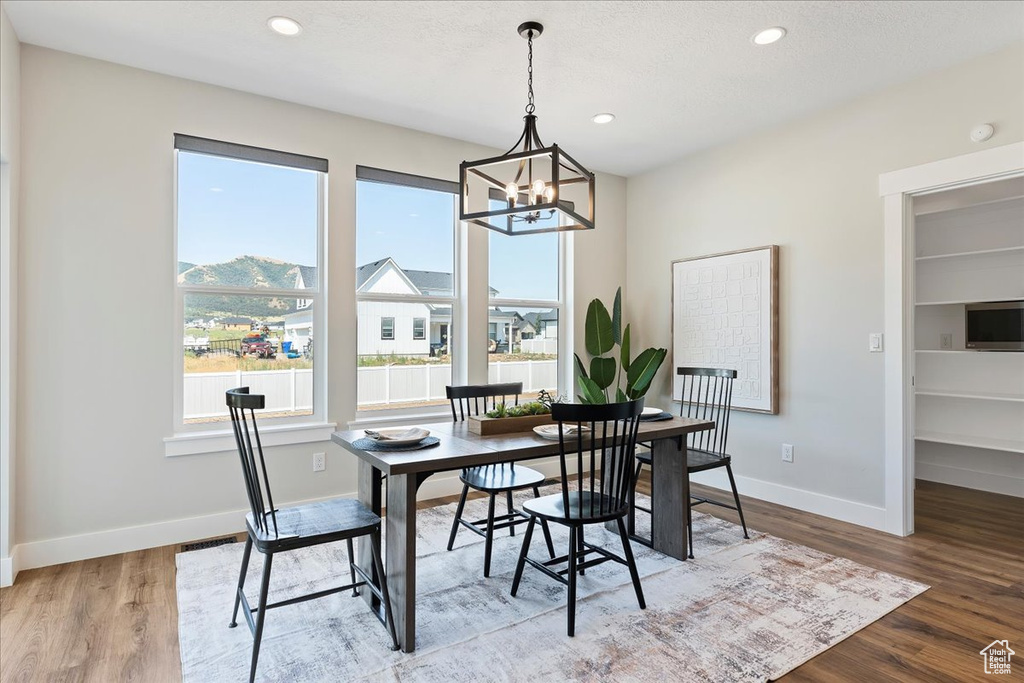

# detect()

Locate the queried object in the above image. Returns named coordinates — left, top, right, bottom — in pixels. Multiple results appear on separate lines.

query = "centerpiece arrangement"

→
left=468, top=390, right=560, bottom=435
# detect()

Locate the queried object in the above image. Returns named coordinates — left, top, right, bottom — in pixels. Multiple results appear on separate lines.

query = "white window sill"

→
left=164, top=421, right=337, bottom=457
left=349, top=410, right=452, bottom=430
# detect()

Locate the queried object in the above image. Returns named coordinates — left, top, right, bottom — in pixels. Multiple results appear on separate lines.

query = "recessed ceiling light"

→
left=752, top=27, right=786, bottom=45
left=268, top=16, right=302, bottom=36
left=592, top=113, right=616, bottom=124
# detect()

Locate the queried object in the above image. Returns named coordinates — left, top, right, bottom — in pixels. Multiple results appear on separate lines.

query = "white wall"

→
left=625, top=43, right=1024, bottom=527
left=0, top=6, right=21, bottom=585
left=14, top=46, right=627, bottom=571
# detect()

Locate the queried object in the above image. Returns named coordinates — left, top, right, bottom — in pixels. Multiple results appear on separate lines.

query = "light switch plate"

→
left=869, top=333, right=883, bottom=353
left=940, top=333, right=953, bottom=350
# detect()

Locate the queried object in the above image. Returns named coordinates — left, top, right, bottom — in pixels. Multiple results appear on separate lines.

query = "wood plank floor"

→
left=1, top=479, right=1021, bottom=681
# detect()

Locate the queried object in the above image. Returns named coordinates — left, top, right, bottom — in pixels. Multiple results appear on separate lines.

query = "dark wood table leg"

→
left=650, top=437, right=688, bottom=561
left=357, top=460, right=382, bottom=613
left=386, top=472, right=418, bottom=653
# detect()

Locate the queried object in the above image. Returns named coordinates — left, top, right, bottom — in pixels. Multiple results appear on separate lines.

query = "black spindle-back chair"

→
left=511, top=399, right=646, bottom=637
left=226, top=388, right=398, bottom=683
left=630, top=367, right=748, bottom=557
left=445, top=383, right=555, bottom=576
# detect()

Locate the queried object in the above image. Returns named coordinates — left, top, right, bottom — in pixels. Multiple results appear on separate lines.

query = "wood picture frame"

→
left=671, top=245, right=779, bottom=414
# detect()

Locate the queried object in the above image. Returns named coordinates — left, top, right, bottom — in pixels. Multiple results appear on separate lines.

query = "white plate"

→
left=364, top=427, right=430, bottom=446
left=533, top=424, right=591, bottom=441
left=641, top=407, right=662, bottom=417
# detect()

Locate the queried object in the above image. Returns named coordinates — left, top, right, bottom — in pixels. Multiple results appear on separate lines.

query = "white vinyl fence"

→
left=185, top=369, right=313, bottom=419
left=520, top=338, right=558, bottom=354
left=186, top=360, right=558, bottom=416
left=357, top=360, right=557, bottom=408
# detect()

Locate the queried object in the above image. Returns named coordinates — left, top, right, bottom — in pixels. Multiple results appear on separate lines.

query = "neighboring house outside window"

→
left=381, top=316, right=395, bottom=340
left=172, top=134, right=327, bottom=444
left=413, top=318, right=426, bottom=340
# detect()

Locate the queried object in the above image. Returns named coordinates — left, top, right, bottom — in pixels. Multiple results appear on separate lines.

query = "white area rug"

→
left=176, top=489, right=927, bottom=682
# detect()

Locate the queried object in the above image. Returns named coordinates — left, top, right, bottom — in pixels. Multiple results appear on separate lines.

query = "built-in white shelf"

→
left=913, top=194, right=1024, bottom=489
left=916, top=388, right=1024, bottom=403
left=915, top=245, right=1024, bottom=262
left=916, top=431, right=1024, bottom=454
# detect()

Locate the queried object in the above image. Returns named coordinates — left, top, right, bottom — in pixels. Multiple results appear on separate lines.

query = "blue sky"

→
left=177, top=152, right=318, bottom=266
left=178, top=153, right=557, bottom=300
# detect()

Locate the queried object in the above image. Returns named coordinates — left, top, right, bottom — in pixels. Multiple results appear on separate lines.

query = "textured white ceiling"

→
left=5, top=1, right=1023, bottom=176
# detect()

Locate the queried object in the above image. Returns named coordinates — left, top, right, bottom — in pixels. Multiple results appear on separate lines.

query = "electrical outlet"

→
left=781, top=444, right=794, bottom=463
left=940, top=333, right=953, bottom=350
left=313, top=452, right=326, bottom=472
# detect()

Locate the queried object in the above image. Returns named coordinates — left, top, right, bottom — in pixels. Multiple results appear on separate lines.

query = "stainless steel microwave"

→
left=965, top=301, right=1024, bottom=351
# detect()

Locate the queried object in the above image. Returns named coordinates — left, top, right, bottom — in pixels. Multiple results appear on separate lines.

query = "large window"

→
left=488, top=202, right=564, bottom=400
left=174, top=135, right=326, bottom=428
left=355, top=167, right=457, bottom=412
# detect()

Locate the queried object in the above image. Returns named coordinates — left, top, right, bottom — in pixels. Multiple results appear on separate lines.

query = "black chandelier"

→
left=459, top=22, right=596, bottom=236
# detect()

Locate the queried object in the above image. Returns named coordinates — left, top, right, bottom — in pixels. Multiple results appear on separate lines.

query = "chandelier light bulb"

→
left=505, top=182, right=519, bottom=201
left=532, top=179, right=546, bottom=197
left=544, top=186, right=555, bottom=202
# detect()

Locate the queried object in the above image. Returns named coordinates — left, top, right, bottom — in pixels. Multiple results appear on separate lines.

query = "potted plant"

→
left=575, top=287, right=667, bottom=404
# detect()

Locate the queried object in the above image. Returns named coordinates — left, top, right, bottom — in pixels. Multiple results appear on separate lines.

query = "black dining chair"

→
left=446, top=383, right=555, bottom=577
left=629, top=367, right=748, bottom=558
left=226, top=387, right=398, bottom=683
left=510, top=399, right=646, bottom=637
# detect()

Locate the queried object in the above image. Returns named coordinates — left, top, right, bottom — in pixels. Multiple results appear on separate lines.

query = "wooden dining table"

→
left=331, top=415, right=714, bottom=652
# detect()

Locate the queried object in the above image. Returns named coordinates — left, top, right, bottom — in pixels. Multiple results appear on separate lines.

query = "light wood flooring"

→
left=1, top=479, right=1021, bottom=682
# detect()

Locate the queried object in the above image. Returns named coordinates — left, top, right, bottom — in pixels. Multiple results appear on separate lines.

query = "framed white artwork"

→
left=671, top=245, right=779, bottom=414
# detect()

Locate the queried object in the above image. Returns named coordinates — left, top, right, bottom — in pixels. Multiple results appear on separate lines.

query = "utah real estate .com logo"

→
left=980, top=640, right=1015, bottom=675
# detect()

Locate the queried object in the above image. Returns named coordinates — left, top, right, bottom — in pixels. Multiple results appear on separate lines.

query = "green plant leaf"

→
left=585, top=299, right=615, bottom=356
left=626, top=347, right=668, bottom=399
left=578, top=376, right=608, bottom=404
left=574, top=353, right=589, bottom=380
left=612, top=287, right=622, bottom=345
left=620, top=324, right=631, bottom=370
left=589, top=357, right=616, bottom=390
left=615, top=388, right=628, bottom=403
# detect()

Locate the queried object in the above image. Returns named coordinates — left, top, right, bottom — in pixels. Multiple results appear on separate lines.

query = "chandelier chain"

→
left=526, top=31, right=535, bottom=115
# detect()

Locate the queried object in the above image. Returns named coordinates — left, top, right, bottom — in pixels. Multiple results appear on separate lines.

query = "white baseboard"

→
left=916, top=462, right=1024, bottom=498
left=12, top=494, right=344, bottom=576
left=0, top=545, right=17, bottom=587
left=689, top=470, right=888, bottom=532
left=5, top=461, right=563, bottom=580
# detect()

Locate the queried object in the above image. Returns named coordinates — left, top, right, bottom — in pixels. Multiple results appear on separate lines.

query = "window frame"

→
left=167, top=137, right=331, bottom=455
left=354, top=167, right=461, bottom=418
left=380, top=317, right=396, bottom=340
left=412, top=317, right=426, bottom=340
